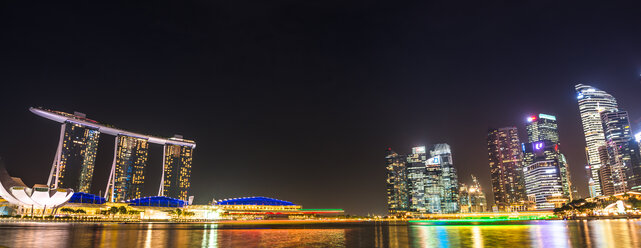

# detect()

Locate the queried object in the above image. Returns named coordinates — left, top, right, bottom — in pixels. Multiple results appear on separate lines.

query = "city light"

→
left=538, top=113, right=557, bottom=121
left=534, top=142, right=544, bottom=150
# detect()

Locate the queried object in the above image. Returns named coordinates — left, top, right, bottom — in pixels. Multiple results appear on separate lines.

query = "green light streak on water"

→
left=409, top=215, right=556, bottom=223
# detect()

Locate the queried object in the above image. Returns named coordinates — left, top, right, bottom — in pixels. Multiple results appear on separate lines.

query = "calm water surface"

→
left=0, top=220, right=640, bottom=247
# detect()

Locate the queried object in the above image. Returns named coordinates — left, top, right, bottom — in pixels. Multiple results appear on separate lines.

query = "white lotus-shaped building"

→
left=0, top=158, right=73, bottom=208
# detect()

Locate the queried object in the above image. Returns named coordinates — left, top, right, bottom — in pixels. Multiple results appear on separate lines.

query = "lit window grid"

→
left=163, top=145, right=193, bottom=201
left=524, top=161, right=564, bottom=210
left=488, top=127, right=526, bottom=207
left=58, top=122, right=100, bottom=193
left=576, top=84, right=618, bottom=197
left=114, top=135, right=149, bottom=202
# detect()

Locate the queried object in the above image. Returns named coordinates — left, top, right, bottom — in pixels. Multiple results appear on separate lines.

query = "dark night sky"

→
left=1, top=1, right=641, bottom=215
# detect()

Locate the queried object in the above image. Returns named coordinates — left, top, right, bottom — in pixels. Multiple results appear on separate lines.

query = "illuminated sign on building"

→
left=412, top=146, right=426, bottom=154
left=636, top=132, right=641, bottom=143
left=538, top=113, right=556, bottom=121
left=533, top=142, right=544, bottom=150
left=425, top=156, right=440, bottom=165
left=527, top=115, right=537, bottom=122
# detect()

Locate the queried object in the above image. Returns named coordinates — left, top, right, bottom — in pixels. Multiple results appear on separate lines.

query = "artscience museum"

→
left=0, top=158, right=74, bottom=216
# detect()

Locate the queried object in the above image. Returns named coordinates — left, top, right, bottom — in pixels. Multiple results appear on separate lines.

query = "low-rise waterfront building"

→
left=213, top=197, right=343, bottom=220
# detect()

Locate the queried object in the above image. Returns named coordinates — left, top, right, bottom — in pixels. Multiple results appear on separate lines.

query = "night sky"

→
left=2, top=1, right=641, bottom=215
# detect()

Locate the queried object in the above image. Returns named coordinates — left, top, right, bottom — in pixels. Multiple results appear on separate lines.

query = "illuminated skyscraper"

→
left=601, top=110, right=641, bottom=192
left=575, top=84, right=618, bottom=196
left=487, top=127, right=525, bottom=209
left=390, top=144, right=459, bottom=214
left=524, top=113, right=572, bottom=201
left=160, top=137, right=194, bottom=201
left=111, top=135, right=149, bottom=202
left=406, top=146, right=441, bottom=213
left=523, top=160, right=564, bottom=210
left=431, top=143, right=459, bottom=213
left=526, top=114, right=559, bottom=143
left=55, top=117, right=101, bottom=193
left=386, top=149, right=409, bottom=214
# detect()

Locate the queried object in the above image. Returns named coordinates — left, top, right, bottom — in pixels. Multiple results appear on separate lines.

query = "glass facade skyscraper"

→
left=522, top=141, right=567, bottom=208
left=57, top=122, right=101, bottom=193
left=406, top=146, right=441, bottom=213
left=575, top=84, right=618, bottom=197
left=487, top=127, right=526, bottom=209
left=386, top=144, right=460, bottom=214
left=431, top=144, right=459, bottom=213
left=600, top=110, right=641, bottom=193
left=113, top=135, right=149, bottom=202
left=524, top=113, right=572, bottom=201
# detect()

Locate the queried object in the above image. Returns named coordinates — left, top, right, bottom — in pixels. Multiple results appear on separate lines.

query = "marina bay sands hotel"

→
left=30, top=107, right=196, bottom=202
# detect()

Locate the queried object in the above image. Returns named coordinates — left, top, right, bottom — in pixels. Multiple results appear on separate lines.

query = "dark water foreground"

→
left=0, top=220, right=640, bottom=247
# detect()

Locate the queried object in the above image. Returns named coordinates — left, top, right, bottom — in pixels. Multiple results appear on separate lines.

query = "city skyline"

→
left=2, top=1, right=641, bottom=215
left=4, top=83, right=640, bottom=215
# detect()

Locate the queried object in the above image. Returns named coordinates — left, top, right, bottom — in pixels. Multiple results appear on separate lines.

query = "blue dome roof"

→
left=68, top=192, right=106, bottom=204
left=126, top=196, right=187, bottom=207
left=215, top=197, right=296, bottom=206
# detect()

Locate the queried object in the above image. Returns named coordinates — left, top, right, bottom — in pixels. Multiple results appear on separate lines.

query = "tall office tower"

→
left=386, top=148, right=409, bottom=214
left=523, top=160, right=564, bottom=210
left=522, top=141, right=567, bottom=208
left=56, top=122, right=101, bottom=193
left=161, top=143, right=194, bottom=201
left=488, top=127, right=526, bottom=210
left=388, top=144, right=460, bottom=214
left=525, top=113, right=572, bottom=200
left=526, top=114, right=559, bottom=143
left=601, top=110, right=641, bottom=192
left=407, top=146, right=442, bottom=213
left=575, top=84, right=618, bottom=196
left=521, top=142, right=572, bottom=201
left=113, top=135, right=149, bottom=202
left=430, top=144, right=459, bottom=213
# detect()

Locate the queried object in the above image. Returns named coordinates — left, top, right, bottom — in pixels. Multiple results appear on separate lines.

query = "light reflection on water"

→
left=0, top=220, right=640, bottom=247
